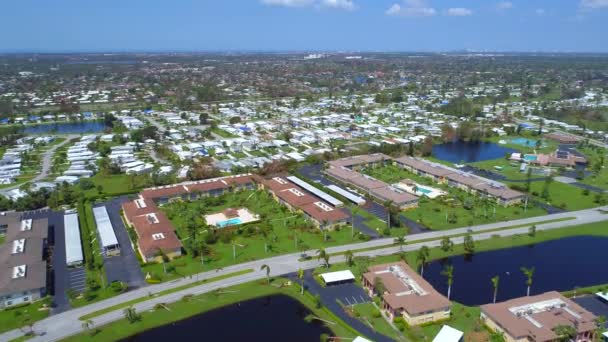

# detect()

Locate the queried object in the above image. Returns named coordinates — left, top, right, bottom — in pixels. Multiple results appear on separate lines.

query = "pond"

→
left=22, top=121, right=108, bottom=134
left=422, top=236, right=608, bottom=306
left=433, top=141, right=516, bottom=163
left=121, top=295, right=332, bottom=341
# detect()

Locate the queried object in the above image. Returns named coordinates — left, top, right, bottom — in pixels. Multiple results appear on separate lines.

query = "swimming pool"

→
left=511, top=138, right=541, bottom=147
left=523, top=154, right=537, bottom=162
left=216, top=218, right=242, bottom=228
left=417, top=187, right=432, bottom=195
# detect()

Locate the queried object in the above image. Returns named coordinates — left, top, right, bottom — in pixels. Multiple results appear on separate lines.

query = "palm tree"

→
left=297, top=268, right=305, bottom=295
left=442, top=264, right=454, bottom=301
left=416, top=246, right=430, bottom=277
left=344, top=250, right=354, bottom=267
left=155, top=248, right=169, bottom=273
left=383, top=200, right=394, bottom=228
left=394, top=235, right=406, bottom=251
left=81, top=319, right=94, bottom=335
left=552, top=324, right=576, bottom=342
left=260, top=264, right=270, bottom=285
left=521, top=266, right=535, bottom=296
left=123, top=306, right=140, bottom=323
left=491, top=275, right=500, bottom=304
left=317, top=248, right=330, bottom=268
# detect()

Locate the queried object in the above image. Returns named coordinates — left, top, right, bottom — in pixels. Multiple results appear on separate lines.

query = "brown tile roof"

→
left=276, top=188, right=317, bottom=207
left=480, top=291, right=596, bottom=342
left=300, top=202, right=349, bottom=224
left=394, top=156, right=454, bottom=178
left=369, top=186, right=419, bottom=205
left=130, top=212, right=182, bottom=258
left=363, top=261, right=450, bottom=316
left=325, top=166, right=362, bottom=182
left=122, top=197, right=158, bottom=219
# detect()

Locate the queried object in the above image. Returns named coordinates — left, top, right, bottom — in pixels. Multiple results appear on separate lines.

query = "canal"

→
left=121, top=295, right=333, bottom=341
left=423, top=236, right=608, bottom=306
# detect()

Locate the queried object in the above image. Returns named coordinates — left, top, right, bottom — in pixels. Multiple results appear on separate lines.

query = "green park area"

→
left=0, top=297, right=51, bottom=334
left=362, top=164, right=547, bottom=230
left=141, top=189, right=375, bottom=282
left=62, top=279, right=359, bottom=342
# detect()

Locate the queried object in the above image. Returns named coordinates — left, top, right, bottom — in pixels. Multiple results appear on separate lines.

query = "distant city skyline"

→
left=2, top=0, right=608, bottom=52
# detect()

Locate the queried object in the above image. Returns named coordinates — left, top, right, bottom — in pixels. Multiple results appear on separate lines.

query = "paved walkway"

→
left=5, top=205, right=608, bottom=342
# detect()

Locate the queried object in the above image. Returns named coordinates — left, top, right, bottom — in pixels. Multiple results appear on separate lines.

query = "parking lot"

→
left=573, top=295, right=608, bottom=328
left=97, top=198, right=146, bottom=288
left=67, top=268, right=86, bottom=293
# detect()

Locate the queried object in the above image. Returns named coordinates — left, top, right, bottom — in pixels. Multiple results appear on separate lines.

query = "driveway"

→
left=97, top=198, right=146, bottom=289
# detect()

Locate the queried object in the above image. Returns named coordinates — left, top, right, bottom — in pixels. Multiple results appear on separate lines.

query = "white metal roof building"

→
left=64, top=213, right=84, bottom=266
left=286, top=176, right=344, bottom=207
left=432, top=325, right=463, bottom=342
left=92, top=206, right=120, bottom=256
left=326, top=184, right=366, bottom=205
left=319, top=270, right=355, bottom=285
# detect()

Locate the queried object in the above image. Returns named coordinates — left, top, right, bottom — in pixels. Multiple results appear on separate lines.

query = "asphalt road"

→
left=5, top=205, right=608, bottom=342
left=1, top=135, right=77, bottom=192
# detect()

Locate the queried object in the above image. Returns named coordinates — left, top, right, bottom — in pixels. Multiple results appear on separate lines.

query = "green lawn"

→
left=362, top=164, right=548, bottom=230
left=520, top=180, right=601, bottom=211
left=83, top=174, right=139, bottom=198
left=211, top=127, right=237, bottom=138
left=62, top=279, right=360, bottom=342
left=0, top=298, right=51, bottom=334
left=351, top=302, right=404, bottom=341
left=142, top=190, right=369, bottom=282
left=79, top=269, right=254, bottom=321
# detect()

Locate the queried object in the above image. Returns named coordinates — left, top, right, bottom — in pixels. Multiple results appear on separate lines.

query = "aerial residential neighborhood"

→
left=2, top=1, right=608, bottom=342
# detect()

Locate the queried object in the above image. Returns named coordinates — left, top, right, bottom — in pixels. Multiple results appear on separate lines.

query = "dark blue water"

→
left=122, top=295, right=332, bottom=341
left=22, top=121, right=107, bottom=134
left=423, top=236, right=608, bottom=306
left=433, top=141, right=516, bottom=163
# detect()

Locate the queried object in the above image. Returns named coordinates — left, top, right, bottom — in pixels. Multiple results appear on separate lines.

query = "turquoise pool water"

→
left=216, top=218, right=242, bottom=228
left=511, top=138, right=541, bottom=147
left=523, top=154, right=537, bottom=162
left=417, top=187, right=432, bottom=194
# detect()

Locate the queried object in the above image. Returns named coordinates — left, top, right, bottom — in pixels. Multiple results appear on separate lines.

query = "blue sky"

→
left=1, top=0, right=608, bottom=52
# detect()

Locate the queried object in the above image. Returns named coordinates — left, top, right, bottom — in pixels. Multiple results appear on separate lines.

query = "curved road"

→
left=4, top=205, right=608, bottom=342
left=1, top=135, right=77, bottom=192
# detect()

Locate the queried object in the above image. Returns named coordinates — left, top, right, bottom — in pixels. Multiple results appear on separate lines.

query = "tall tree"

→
left=317, top=248, right=330, bottom=268
left=442, top=264, right=454, bottom=301
left=416, top=246, right=430, bottom=277
left=345, top=250, right=354, bottom=267
left=491, top=275, right=500, bottom=304
left=260, top=264, right=270, bottom=285
left=521, top=266, right=535, bottom=296
left=394, top=235, right=406, bottom=251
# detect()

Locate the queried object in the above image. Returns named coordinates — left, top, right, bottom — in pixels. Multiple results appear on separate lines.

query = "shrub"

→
left=371, top=309, right=381, bottom=318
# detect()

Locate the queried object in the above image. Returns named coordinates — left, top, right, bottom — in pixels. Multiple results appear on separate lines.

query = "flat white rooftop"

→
left=320, top=270, right=355, bottom=284
left=432, top=325, right=463, bottom=342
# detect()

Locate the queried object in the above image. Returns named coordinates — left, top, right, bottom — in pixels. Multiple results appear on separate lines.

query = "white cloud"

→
left=386, top=0, right=437, bottom=17
left=320, top=0, right=356, bottom=11
left=261, top=0, right=314, bottom=7
left=446, top=7, right=472, bottom=16
left=496, top=1, right=514, bottom=10
left=261, top=0, right=356, bottom=10
left=580, top=0, right=608, bottom=9
left=535, top=8, right=546, bottom=15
